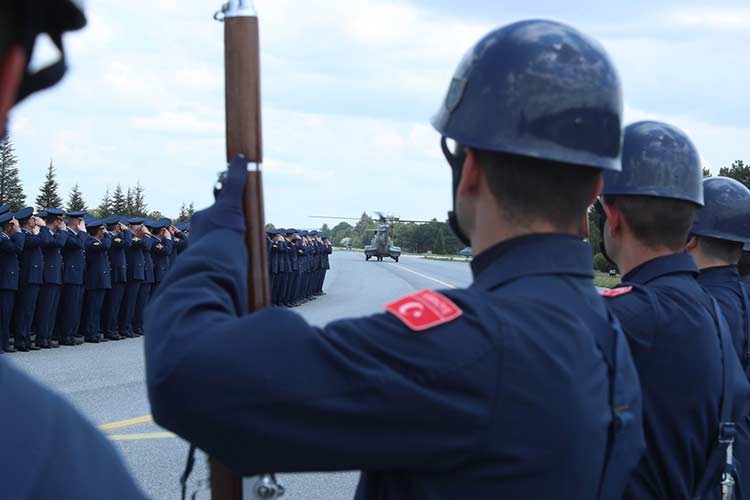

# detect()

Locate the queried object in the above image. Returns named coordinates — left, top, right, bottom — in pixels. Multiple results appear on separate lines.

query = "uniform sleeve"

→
left=85, top=237, right=109, bottom=253
left=603, top=289, right=657, bottom=352
left=0, top=360, right=148, bottom=500
left=145, top=228, right=496, bottom=476
left=64, top=231, right=84, bottom=249
left=23, top=230, right=45, bottom=248
left=48, top=228, right=69, bottom=249
left=0, top=232, right=24, bottom=253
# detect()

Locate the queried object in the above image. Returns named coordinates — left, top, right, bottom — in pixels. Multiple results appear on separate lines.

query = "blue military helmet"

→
left=602, top=121, right=704, bottom=205
left=432, top=19, right=623, bottom=171
left=691, top=177, right=750, bottom=243
left=0, top=203, right=11, bottom=215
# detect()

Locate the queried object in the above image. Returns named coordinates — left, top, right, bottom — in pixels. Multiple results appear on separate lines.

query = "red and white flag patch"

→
left=600, top=286, right=633, bottom=298
left=385, top=289, right=463, bottom=332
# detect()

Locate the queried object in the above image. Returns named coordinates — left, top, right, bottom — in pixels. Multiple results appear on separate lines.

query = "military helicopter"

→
left=310, top=212, right=431, bottom=262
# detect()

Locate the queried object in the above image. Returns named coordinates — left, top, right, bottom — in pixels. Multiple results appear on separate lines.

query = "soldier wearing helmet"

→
left=0, top=1, right=146, bottom=498
left=597, top=121, right=750, bottom=499
left=145, top=20, right=644, bottom=499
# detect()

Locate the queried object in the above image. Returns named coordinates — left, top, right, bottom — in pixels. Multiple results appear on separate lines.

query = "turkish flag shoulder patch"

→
left=600, top=286, right=633, bottom=298
left=385, top=289, right=463, bottom=332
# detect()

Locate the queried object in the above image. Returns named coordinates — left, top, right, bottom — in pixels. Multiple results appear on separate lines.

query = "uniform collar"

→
left=621, top=253, right=698, bottom=285
left=698, top=264, right=740, bottom=283
left=471, top=233, right=593, bottom=291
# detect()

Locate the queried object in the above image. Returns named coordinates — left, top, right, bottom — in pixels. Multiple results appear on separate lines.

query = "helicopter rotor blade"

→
left=308, top=215, right=362, bottom=221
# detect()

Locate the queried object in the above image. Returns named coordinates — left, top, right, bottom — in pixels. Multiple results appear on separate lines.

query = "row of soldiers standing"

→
left=0, top=204, right=189, bottom=352
left=268, top=228, right=332, bottom=307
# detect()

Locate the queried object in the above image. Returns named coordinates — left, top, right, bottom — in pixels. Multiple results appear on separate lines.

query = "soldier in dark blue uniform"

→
left=13, top=207, right=49, bottom=350
left=57, top=210, right=88, bottom=346
left=597, top=121, right=750, bottom=499
left=35, top=208, right=68, bottom=348
left=284, top=229, right=301, bottom=307
left=121, top=217, right=146, bottom=338
left=150, top=219, right=174, bottom=294
left=133, top=222, right=157, bottom=337
left=81, top=218, right=112, bottom=343
left=172, top=222, right=189, bottom=257
left=0, top=0, right=147, bottom=496
left=146, top=21, right=644, bottom=499
left=267, top=229, right=281, bottom=305
left=685, top=177, right=750, bottom=377
left=102, top=215, right=131, bottom=341
left=318, top=235, right=332, bottom=295
left=0, top=211, right=24, bottom=352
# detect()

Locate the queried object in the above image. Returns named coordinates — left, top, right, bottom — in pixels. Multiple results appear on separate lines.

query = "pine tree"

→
left=176, top=201, right=196, bottom=222
left=111, top=184, right=127, bottom=214
left=131, top=181, right=147, bottom=217
left=95, top=186, right=112, bottom=218
left=0, top=135, right=26, bottom=210
left=125, top=187, right=134, bottom=215
left=36, top=160, right=64, bottom=210
left=66, top=183, right=87, bottom=212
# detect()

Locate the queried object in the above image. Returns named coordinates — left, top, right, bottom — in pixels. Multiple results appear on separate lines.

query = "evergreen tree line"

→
left=0, top=135, right=194, bottom=222
left=590, top=159, right=749, bottom=273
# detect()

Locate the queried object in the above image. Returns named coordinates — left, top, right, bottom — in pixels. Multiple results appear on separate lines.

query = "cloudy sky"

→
left=7, top=0, right=750, bottom=227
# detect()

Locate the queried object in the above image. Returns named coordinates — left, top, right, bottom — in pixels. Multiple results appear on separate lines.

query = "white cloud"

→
left=667, top=6, right=750, bottom=29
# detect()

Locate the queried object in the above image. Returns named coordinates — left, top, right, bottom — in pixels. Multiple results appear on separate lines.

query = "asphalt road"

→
left=8, top=250, right=472, bottom=500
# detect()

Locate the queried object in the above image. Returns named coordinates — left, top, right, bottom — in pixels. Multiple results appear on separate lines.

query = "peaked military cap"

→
left=0, top=212, right=14, bottom=225
left=149, top=220, right=167, bottom=230
left=37, top=210, right=48, bottom=218
left=67, top=210, right=85, bottom=218
left=15, top=207, right=34, bottom=221
left=0, top=203, right=11, bottom=215
left=46, top=208, right=65, bottom=217
left=128, top=217, right=145, bottom=225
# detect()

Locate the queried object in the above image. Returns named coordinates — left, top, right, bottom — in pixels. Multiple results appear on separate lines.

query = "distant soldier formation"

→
left=0, top=204, right=191, bottom=352
left=267, top=228, right=332, bottom=307
left=0, top=204, right=334, bottom=352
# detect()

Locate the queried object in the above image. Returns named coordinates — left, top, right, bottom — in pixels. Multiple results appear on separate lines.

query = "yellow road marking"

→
left=393, top=263, right=456, bottom=289
left=108, top=431, right=176, bottom=441
left=99, top=414, right=153, bottom=431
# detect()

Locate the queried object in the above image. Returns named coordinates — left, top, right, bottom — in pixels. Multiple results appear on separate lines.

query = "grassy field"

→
left=594, top=271, right=620, bottom=289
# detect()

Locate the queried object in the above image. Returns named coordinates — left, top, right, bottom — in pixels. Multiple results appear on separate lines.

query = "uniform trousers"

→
left=103, top=282, right=126, bottom=336
left=134, top=283, right=152, bottom=334
left=120, top=281, right=141, bottom=335
left=13, top=284, right=40, bottom=348
left=56, top=284, right=84, bottom=342
left=0, top=290, right=15, bottom=350
left=35, top=284, right=61, bottom=345
left=82, top=289, right=107, bottom=340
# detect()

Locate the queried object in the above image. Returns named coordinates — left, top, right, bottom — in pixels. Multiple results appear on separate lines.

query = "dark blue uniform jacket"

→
left=142, top=235, right=156, bottom=284
left=0, top=358, right=148, bottom=499
left=145, top=230, right=644, bottom=500
left=61, top=228, right=87, bottom=285
left=603, top=254, right=750, bottom=500
left=126, top=235, right=146, bottom=281
left=109, top=230, right=132, bottom=284
left=84, top=234, right=112, bottom=290
left=699, top=265, right=750, bottom=376
left=152, top=237, right=173, bottom=283
left=42, top=227, right=69, bottom=285
left=19, top=228, right=50, bottom=285
left=0, top=231, right=25, bottom=290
